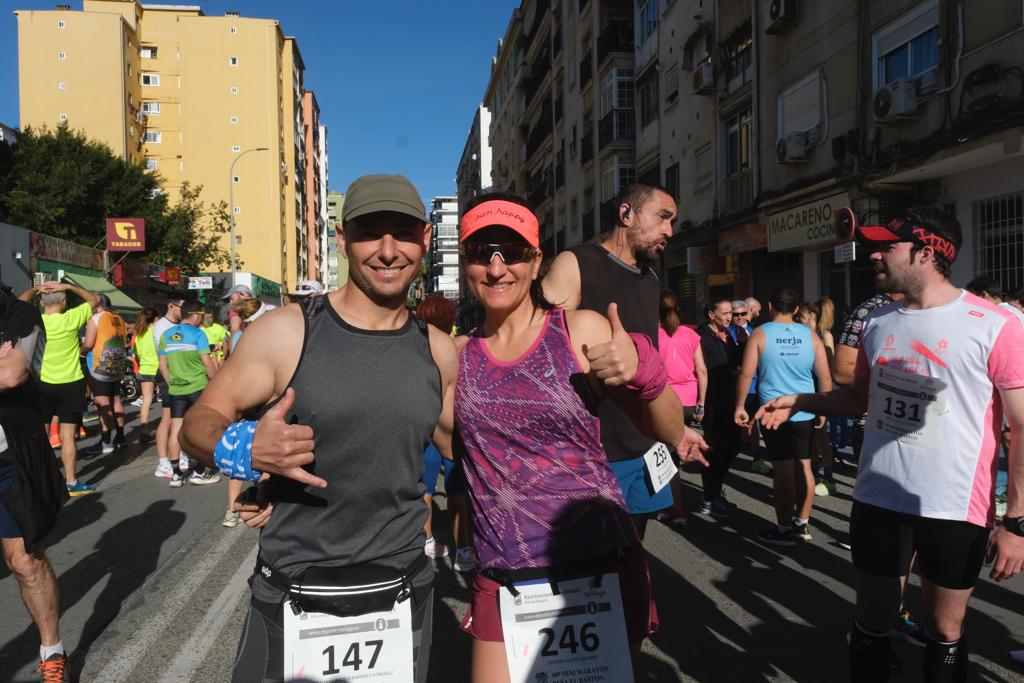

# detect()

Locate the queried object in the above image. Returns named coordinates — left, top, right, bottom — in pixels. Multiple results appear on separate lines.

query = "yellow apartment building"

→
left=16, top=0, right=313, bottom=291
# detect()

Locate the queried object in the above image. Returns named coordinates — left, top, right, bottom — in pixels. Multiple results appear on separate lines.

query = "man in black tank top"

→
left=182, top=174, right=458, bottom=683
left=543, top=182, right=706, bottom=538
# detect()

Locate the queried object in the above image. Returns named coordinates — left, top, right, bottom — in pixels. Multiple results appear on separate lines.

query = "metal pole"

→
left=228, top=147, right=269, bottom=288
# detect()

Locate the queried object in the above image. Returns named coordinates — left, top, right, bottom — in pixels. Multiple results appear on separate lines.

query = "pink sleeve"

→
left=854, top=346, right=870, bottom=380
left=989, top=318, right=1024, bottom=390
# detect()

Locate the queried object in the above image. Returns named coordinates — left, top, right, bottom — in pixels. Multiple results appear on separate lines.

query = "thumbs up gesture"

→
left=252, top=387, right=326, bottom=489
left=584, top=303, right=639, bottom=387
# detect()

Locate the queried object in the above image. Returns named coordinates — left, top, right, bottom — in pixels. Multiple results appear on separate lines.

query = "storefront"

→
left=29, top=231, right=141, bottom=316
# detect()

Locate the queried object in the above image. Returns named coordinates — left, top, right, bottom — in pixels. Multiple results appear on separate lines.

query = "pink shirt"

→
left=658, top=325, right=702, bottom=407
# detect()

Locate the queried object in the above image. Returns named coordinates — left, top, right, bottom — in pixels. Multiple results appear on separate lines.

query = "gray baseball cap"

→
left=342, top=174, right=426, bottom=224
left=222, top=284, right=253, bottom=300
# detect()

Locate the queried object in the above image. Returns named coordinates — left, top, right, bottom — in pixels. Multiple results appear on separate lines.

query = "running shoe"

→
left=454, top=547, right=478, bottom=573
left=814, top=478, right=835, bottom=497
left=169, top=472, right=184, bottom=488
left=656, top=510, right=688, bottom=528
left=138, top=431, right=155, bottom=445
left=793, top=523, right=812, bottom=542
left=153, top=459, right=173, bottom=479
left=66, top=481, right=95, bottom=497
left=750, top=457, right=773, bottom=475
left=222, top=510, right=240, bottom=528
left=100, top=440, right=115, bottom=455
left=895, top=609, right=928, bottom=648
left=424, top=537, right=449, bottom=558
left=130, top=399, right=144, bottom=407
left=189, top=469, right=222, bottom=485
left=756, top=528, right=796, bottom=547
left=716, top=490, right=739, bottom=510
left=37, top=652, right=68, bottom=683
left=1010, top=649, right=1024, bottom=663
left=113, top=432, right=126, bottom=448
left=699, top=496, right=734, bottom=516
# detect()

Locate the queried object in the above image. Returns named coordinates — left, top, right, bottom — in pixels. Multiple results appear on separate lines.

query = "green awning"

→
left=63, top=272, right=142, bottom=315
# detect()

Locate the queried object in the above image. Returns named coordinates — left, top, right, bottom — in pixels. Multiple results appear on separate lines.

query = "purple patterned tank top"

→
left=456, top=308, right=637, bottom=571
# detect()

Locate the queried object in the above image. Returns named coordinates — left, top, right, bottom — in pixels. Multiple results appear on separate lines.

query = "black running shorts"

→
left=39, top=379, right=87, bottom=424
left=168, top=390, right=202, bottom=419
left=87, top=374, right=120, bottom=398
left=231, top=585, right=434, bottom=683
left=763, top=418, right=814, bottom=461
left=851, top=501, right=990, bottom=590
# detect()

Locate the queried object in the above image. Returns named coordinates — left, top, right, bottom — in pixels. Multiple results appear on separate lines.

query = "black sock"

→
left=101, top=430, right=111, bottom=444
left=924, top=634, right=968, bottom=683
left=171, top=460, right=181, bottom=475
left=115, top=426, right=124, bottom=440
left=849, top=620, right=892, bottom=683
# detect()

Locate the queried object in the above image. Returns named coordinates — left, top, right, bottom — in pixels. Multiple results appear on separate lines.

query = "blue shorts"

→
left=609, top=455, right=674, bottom=515
left=0, top=466, right=23, bottom=539
left=422, top=445, right=468, bottom=497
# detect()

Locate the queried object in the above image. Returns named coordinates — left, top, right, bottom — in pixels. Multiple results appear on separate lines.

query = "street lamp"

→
left=228, top=146, right=269, bottom=287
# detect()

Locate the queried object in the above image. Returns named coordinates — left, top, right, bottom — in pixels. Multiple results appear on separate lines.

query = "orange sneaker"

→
left=37, top=652, right=68, bottom=682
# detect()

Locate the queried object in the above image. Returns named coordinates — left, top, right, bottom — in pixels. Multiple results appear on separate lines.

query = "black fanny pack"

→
left=479, top=545, right=636, bottom=597
left=256, top=553, right=428, bottom=618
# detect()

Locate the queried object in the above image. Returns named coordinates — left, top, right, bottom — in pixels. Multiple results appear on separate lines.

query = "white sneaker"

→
left=169, top=472, right=184, bottom=488
left=189, top=469, right=222, bottom=485
left=154, top=459, right=173, bottom=478
left=222, top=510, right=240, bottom=528
left=453, top=547, right=477, bottom=573
left=424, top=537, right=449, bottom=558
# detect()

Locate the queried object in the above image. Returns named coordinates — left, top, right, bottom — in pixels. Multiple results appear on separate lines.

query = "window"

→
left=600, top=156, right=635, bottom=200
left=229, top=56, right=239, bottom=66
left=58, top=20, right=65, bottom=28
left=141, top=101, right=160, bottom=114
left=58, top=113, right=67, bottom=121
left=872, top=0, right=939, bottom=88
left=230, top=116, right=239, bottom=124
left=145, top=158, right=158, bottom=171
left=233, top=206, right=241, bottom=214
left=638, top=0, right=658, bottom=44
left=232, top=145, right=241, bottom=152
left=723, top=22, right=752, bottom=95
left=695, top=145, right=712, bottom=189
left=230, top=86, right=239, bottom=94
left=974, top=191, right=1024, bottom=293
left=144, top=130, right=161, bottom=143
left=58, top=81, right=67, bottom=90
left=725, top=111, right=751, bottom=177
left=664, top=162, right=680, bottom=200
left=140, top=46, right=157, bottom=59
left=230, top=26, right=238, bottom=34
left=232, top=175, right=240, bottom=183
left=141, top=73, right=159, bottom=86
left=778, top=70, right=822, bottom=138
left=637, top=67, right=659, bottom=128
left=600, top=68, right=633, bottom=115
left=663, top=63, right=679, bottom=106
left=58, top=51, right=66, bottom=60
left=687, top=32, right=711, bottom=70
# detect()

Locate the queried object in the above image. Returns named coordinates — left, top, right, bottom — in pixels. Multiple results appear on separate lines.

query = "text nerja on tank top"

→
left=569, top=243, right=659, bottom=461
left=757, top=321, right=816, bottom=422
left=251, top=295, right=442, bottom=602
left=456, top=309, right=637, bottom=571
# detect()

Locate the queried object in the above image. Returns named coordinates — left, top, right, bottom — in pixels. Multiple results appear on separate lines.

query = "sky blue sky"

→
left=0, top=0, right=518, bottom=203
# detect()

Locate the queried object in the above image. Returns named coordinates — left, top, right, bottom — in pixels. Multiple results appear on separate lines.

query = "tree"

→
left=0, top=124, right=231, bottom=274
left=146, top=182, right=235, bottom=275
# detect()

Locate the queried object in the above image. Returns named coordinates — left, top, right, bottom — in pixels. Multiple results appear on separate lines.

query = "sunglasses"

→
left=732, top=311, right=748, bottom=317
left=459, top=243, right=537, bottom=265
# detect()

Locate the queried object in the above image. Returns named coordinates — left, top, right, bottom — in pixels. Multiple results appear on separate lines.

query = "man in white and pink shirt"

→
left=756, top=206, right=1024, bottom=683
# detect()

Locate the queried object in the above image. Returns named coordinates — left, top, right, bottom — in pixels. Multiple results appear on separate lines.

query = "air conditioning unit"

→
left=776, top=130, right=809, bottom=163
left=692, top=62, right=715, bottom=94
left=917, top=70, right=940, bottom=96
left=766, top=0, right=798, bottom=34
left=873, top=78, right=919, bottom=123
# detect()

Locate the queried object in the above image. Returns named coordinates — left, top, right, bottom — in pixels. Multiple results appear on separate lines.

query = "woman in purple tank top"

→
left=454, top=194, right=706, bottom=682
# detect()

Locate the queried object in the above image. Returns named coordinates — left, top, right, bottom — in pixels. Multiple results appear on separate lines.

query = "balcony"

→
left=723, top=169, right=754, bottom=214
left=525, top=102, right=553, bottom=159
left=580, top=49, right=593, bottom=88
left=582, top=209, right=596, bottom=241
left=598, top=109, right=635, bottom=149
left=597, top=21, right=633, bottom=65
left=527, top=174, right=549, bottom=209
left=524, top=48, right=552, bottom=107
left=581, top=129, right=594, bottom=164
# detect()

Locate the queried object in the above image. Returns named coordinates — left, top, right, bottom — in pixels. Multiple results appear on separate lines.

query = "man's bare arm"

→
left=989, top=386, right=1024, bottom=581
left=541, top=251, right=582, bottom=311
left=833, top=343, right=858, bottom=385
left=17, top=287, right=37, bottom=303
left=201, top=353, right=217, bottom=379
left=81, top=319, right=98, bottom=352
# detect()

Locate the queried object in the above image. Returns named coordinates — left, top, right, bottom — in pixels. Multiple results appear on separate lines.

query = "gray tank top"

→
left=251, top=295, right=441, bottom=602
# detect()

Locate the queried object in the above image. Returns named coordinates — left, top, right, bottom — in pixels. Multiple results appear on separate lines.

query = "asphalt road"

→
left=1, top=417, right=1022, bottom=682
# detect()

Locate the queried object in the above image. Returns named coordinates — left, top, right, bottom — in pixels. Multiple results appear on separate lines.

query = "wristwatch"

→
left=1002, top=516, right=1024, bottom=536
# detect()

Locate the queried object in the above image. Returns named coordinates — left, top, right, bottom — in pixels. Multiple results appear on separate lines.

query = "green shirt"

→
left=134, top=327, right=160, bottom=376
left=158, top=323, right=210, bottom=396
left=40, top=302, right=92, bottom=385
left=202, top=322, right=229, bottom=359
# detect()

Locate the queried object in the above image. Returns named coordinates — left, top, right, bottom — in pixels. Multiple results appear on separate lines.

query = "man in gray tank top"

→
left=182, top=174, right=457, bottom=683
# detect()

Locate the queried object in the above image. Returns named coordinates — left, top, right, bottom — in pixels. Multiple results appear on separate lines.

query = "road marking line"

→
left=91, top=527, right=254, bottom=682
left=158, top=544, right=257, bottom=683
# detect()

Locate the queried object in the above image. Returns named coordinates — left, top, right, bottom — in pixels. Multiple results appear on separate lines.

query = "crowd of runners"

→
left=0, top=174, right=1021, bottom=683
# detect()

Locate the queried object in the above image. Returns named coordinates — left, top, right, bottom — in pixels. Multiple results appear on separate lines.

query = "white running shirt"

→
left=854, top=291, right=1024, bottom=527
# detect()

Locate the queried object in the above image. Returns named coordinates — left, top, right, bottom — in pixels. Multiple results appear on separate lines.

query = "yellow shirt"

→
left=40, top=302, right=92, bottom=384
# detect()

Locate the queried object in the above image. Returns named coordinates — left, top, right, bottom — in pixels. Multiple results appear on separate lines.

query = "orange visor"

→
left=459, top=200, right=540, bottom=248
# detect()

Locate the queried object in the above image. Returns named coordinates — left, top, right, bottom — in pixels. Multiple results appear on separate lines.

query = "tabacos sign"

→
left=106, top=218, right=146, bottom=252
left=766, top=193, right=849, bottom=252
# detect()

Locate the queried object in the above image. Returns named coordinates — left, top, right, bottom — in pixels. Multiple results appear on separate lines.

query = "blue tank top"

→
left=757, top=321, right=816, bottom=422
